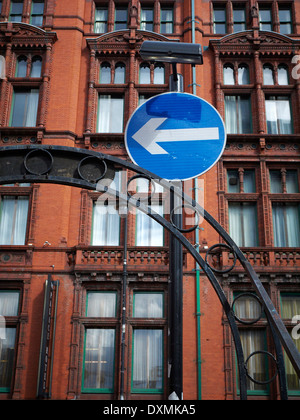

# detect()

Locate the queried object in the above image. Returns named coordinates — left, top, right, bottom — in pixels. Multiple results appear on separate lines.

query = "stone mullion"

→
left=85, top=49, right=97, bottom=134
left=254, top=51, right=266, bottom=135
left=260, top=159, right=272, bottom=246
left=0, top=43, right=12, bottom=126
left=37, top=44, right=52, bottom=128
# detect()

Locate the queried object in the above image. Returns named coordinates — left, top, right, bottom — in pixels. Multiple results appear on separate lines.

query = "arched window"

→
left=31, top=56, right=42, bottom=77
left=223, top=64, right=235, bottom=85
left=238, top=64, right=250, bottom=84
left=263, top=64, right=274, bottom=85
left=16, top=56, right=27, bottom=77
left=139, top=63, right=150, bottom=84
left=278, top=64, right=289, bottom=85
left=114, top=62, right=125, bottom=84
left=100, top=62, right=111, bottom=84
left=154, top=63, right=165, bottom=84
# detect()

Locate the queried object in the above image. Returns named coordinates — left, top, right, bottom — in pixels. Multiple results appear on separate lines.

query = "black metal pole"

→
left=120, top=207, right=128, bottom=400
left=168, top=69, right=183, bottom=400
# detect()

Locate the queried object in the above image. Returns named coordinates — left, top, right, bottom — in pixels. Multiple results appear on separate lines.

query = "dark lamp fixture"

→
left=139, top=41, right=203, bottom=64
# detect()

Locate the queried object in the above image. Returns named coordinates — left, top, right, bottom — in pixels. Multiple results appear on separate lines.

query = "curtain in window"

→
left=141, top=8, right=153, bottom=31
left=132, top=329, right=163, bottom=390
left=95, top=8, right=108, bottom=33
left=243, top=170, right=256, bottom=193
left=97, top=95, right=124, bottom=133
left=265, top=97, right=292, bottom=134
left=0, top=292, right=19, bottom=316
left=92, top=202, right=120, bottom=246
left=263, top=65, right=274, bottom=85
left=286, top=171, right=299, bottom=193
left=278, top=65, right=289, bottom=85
left=229, top=202, right=258, bottom=247
left=31, top=1, right=44, bottom=26
left=134, top=293, right=163, bottom=318
left=223, top=65, right=234, bottom=85
left=154, top=64, right=164, bottom=84
left=31, top=57, right=42, bottom=77
left=136, top=204, right=163, bottom=246
left=0, top=55, right=5, bottom=79
left=100, top=62, right=111, bottom=84
left=83, top=329, right=115, bottom=390
left=225, top=96, right=251, bottom=134
left=239, top=329, right=267, bottom=391
left=86, top=292, right=116, bottom=317
left=0, top=328, right=16, bottom=389
left=139, top=64, right=150, bottom=84
left=114, top=63, right=125, bottom=84
left=234, top=295, right=261, bottom=320
left=238, top=65, right=249, bottom=85
left=16, top=57, right=27, bottom=77
left=272, top=203, right=300, bottom=247
left=160, top=9, right=173, bottom=33
left=11, top=90, right=39, bottom=127
left=0, top=196, right=29, bottom=245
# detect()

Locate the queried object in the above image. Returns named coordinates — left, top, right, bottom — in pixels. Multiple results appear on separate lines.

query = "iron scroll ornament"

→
left=0, top=144, right=300, bottom=399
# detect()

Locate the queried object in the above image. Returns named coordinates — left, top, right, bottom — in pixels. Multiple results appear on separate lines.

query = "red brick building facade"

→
left=0, top=0, right=299, bottom=401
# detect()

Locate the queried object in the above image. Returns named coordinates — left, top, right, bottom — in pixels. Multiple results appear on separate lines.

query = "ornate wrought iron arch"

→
left=0, top=144, right=299, bottom=400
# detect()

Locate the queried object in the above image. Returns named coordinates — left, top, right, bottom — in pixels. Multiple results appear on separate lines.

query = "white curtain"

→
left=265, top=97, right=292, bottom=134
left=278, top=66, right=289, bottom=85
left=132, top=329, right=163, bottom=390
left=0, top=292, right=20, bottom=316
left=134, top=293, right=163, bottom=318
left=272, top=203, right=300, bottom=247
left=97, top=95, right=124, bottom=133
left=238, top=65, right=249, bottom=85
left=136, top=204, right=163, bottom=246
left=30, top=58, right=42, bottom=77
left=100, top=63, right=111, bottom=84
left=25, top=89, right=39, bottom=126
left=154, top=65, right=165, bottom=84
left=229, top=202, right=258, bottom=247
left=92, top=202, right=120, bottom=246
left=239, top=329, right=267, bottom=391
left=223, top=65, right=235, bottom=85
left=0, top=196, right=29, bottom=245
left=83, top=329, right=115, bottom=390
left=160, top=9, right=173, bottom=33
left=234, top=295, right=261, bottom=320
left=139, top=64, right=150, bottom=84
left=95, top=8, right=107, bottom=33
left=114, top=63, right=125, bottom=84
left=86, top=292, right=116, bottom=317
left=263, top=66, right=274, bottom=85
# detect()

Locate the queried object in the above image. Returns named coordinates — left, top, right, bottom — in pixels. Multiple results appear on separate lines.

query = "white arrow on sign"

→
left=132, top=117, right=220, bottom=155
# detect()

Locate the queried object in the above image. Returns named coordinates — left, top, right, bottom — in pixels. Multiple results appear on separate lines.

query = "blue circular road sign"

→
left=125, top=92, right=226, bottom=181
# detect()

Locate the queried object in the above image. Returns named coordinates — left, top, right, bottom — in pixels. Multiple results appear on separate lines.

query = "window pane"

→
left=263, top=65, right=274, bottom=85
left=265, top=96, right=292, bottom=134
left=234, top=294, right=261, bottom=320
left=0, top=291, right=19, bottom=316
left=244, top=170, right=256, bottom=193
left=278, top=65, right=289, bottom=85
left=92, top=201, right=120, bottom=245
left=31, top=57, right=42, bottom=77
left=10, top=1, right=23, bottom=22
left=238, top=65, right=249, bottom=84
left=97, top=95, right=124, bottom=133
left=214, top=7, right=226, bottom=33
left=279, top=8, right=292, bottom=34
left=134, top=293, right=163, bottom=318
left=225, top=96, right=251, bottom=134
left=270, top=170, right=282, bottom=193
left=136, top=204, right=164, bottom=246
left=0, top=328, right=16, bottom=390
left=272, top=203, right=300, bottom=247
left=0, top=196, right=29, bottom=245
left=227, top=170, right=239, bottom=192
left=16, top=57, right=27, bottom=77
left=114, top=63, right=125, bottom=84
left=115, top=7, right=127, bottom=30
left=141, top=8, right=154, bottom=31
left=233, top=7, right=246, bottom=32
left=31, top=1, right=44, bottom=26
left=95, top=7, right=108, bottom=33
left=281, top=295, right=300, bottom=319
left=100, top=62, right=111, bottom=84
left=161, top=8, right=173, bottom=33
left=132, top=329, right=163, bottom=391
left=223, top=65, right=234, bottom=85
left=86, top=292, right=116, bottom=317
left=286, top=170, right=299, bottom=193
left=83, top=329, right=115, bottom=391
left=154, top=64, right=164, bottom=84
left=239, top=330, right=268, bottom=392
left=139, top=64, right=150, bottom=84
left=229, top=202, right=258, bottom=247
left=259, top=8, right=272, bottom=31
left=11, top=89, right=39, bottom=127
